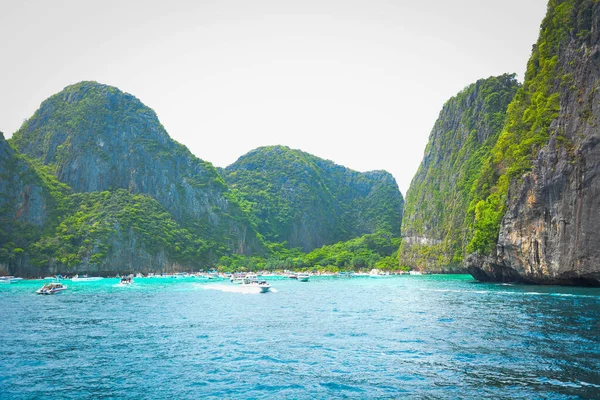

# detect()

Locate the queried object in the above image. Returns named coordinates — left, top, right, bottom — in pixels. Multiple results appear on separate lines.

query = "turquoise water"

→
left=1, top=275, right=599, bottom=399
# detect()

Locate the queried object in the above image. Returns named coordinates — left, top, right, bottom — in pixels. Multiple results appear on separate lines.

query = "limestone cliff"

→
left=0, top=132, right=50, bottom=226
left=467, top=0, right=600, bottom=285
left=11, top=81, right=264, bottom=256
left=0, top=131, right=66, bottom=274
left=223, top=146, right=404, bottom=251
left=30, top=190, right=214, bottom=277
left=399, top=75, right=519, bottom=271
left=1, top=126, right=247, bottom=276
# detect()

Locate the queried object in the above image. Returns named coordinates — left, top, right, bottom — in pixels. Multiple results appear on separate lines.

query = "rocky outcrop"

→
left=465, top=253, right=523, bottom=283
left=224, top=145, right=404, bottom=251
left=10, top=81, right=264, bottom=256
left=399, top=75, right=519, bottom=271
left=467, top=0, right=600, bottom=286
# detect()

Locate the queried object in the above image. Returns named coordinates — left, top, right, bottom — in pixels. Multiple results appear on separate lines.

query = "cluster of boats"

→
left=29, top=272, right=277, bottom=294
left=3, top=268, right=429, bottom=296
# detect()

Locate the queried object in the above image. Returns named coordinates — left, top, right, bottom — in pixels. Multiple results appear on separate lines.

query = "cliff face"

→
left=11, top=82, right=263, bottom=256
left=29, top=190, right=213, bottom=277
left=0, top=131, right=66, bottom=274
left=0, top=132, right=49, bottom=226
left=1, top=126, right=252, bottom=276
left=1, top=83, right=406, bottom=276
left=467, top=0, right=600, bottom=285
left=224, top=146, right=404, bottom=251
left=399, top=75, right=519, bottom=271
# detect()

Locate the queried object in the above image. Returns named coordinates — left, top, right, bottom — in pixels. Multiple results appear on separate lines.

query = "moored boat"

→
left=369, top=269, right=389, bottom=278
left=71, top=275, right=103, bottom=282
left=296, top=272, right=310, bottom=282
left=0, top=276, right=23, bottom=284
left=36, top=282, right=68, bottom=295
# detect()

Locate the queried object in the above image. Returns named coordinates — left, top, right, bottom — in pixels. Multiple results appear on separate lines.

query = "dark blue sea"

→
left=1, top=275, right=599, bottom=399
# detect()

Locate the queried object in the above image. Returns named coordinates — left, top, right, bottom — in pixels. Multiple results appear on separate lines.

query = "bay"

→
left=1, top=275, right=599, bottom=399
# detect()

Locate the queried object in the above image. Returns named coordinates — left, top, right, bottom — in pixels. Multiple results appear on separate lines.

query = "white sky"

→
left=0, top=0, right=548, bottom=194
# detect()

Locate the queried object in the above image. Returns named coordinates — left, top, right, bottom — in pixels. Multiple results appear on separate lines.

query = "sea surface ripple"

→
left=1, top=275, right=599, bottom=399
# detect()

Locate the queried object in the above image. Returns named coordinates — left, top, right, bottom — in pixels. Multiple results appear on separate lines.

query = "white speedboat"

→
left=241, top=275, right=271, bottom=293
left=0, top=276, right=23, bottom=284
left=36, top=282, right=68, bottom=294
left=297, top=272, right=310, bottom=282
left=369, top=269, right=389, bottom=278
left=71, top=275, right=103, bottom=282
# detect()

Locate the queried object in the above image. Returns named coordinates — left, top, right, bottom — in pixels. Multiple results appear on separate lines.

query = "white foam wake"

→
left=200, top=284, right=276, bottom=294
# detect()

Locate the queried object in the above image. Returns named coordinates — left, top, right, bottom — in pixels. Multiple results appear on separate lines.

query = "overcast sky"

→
left=0, top=0, right=548, bottom=194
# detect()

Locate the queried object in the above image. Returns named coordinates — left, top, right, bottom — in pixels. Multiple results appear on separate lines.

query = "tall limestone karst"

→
left=223, top=145, right=404, bottom=252
left=467, top=0, right=600, bottom=285
left=0, top=131, right=68, bottom=275
left=399, top=75, right=520, bottom=271
left=10, top=82, right=264, bottom=266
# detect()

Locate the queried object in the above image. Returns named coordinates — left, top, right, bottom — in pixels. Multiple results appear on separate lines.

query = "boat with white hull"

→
left=296, top=273, right=310, bottom=282
left=118, top=277, right=134, bottom=286
left=241, top=275, right=271, bottom=293
left=36, top=283, right=68, bottom=295
left=369, top=269, right=390, bottom=278
left=71, top=275, right=103, bottom=282
left=0, top=276, right=23, bottom=284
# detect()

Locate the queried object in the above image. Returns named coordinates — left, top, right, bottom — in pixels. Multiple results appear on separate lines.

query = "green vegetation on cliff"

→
left=1, top=84, right=404, bottom=275
left=0, top=133, right=70, bottom=268
left=1, top=131, right=213, bottom=272
left=30, top=190, right=211, bottom=269
left=399, top=74, right=520, bottom=270
left=217, top=230, right=401, bottom=273
left=467, top=0, right=596, bottom=255
left=8, top=81, right=265, bottom=270
left=224, top=145, right=404, bottom=252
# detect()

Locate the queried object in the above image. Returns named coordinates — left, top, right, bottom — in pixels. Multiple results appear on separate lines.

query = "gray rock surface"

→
left=468, top=1, right=600, bottom=285
left=11, top=82, right=263, bottom=256
left=0, top=132, right=49, bottom=227
left=399, top=75, right=519, bottom=271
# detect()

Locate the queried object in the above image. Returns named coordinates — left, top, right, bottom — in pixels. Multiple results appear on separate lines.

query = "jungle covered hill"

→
left=1, top=82, right=404, bottom=276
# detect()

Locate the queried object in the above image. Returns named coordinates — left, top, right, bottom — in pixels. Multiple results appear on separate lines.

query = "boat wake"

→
left=200, top=284, right=277, bottom=294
